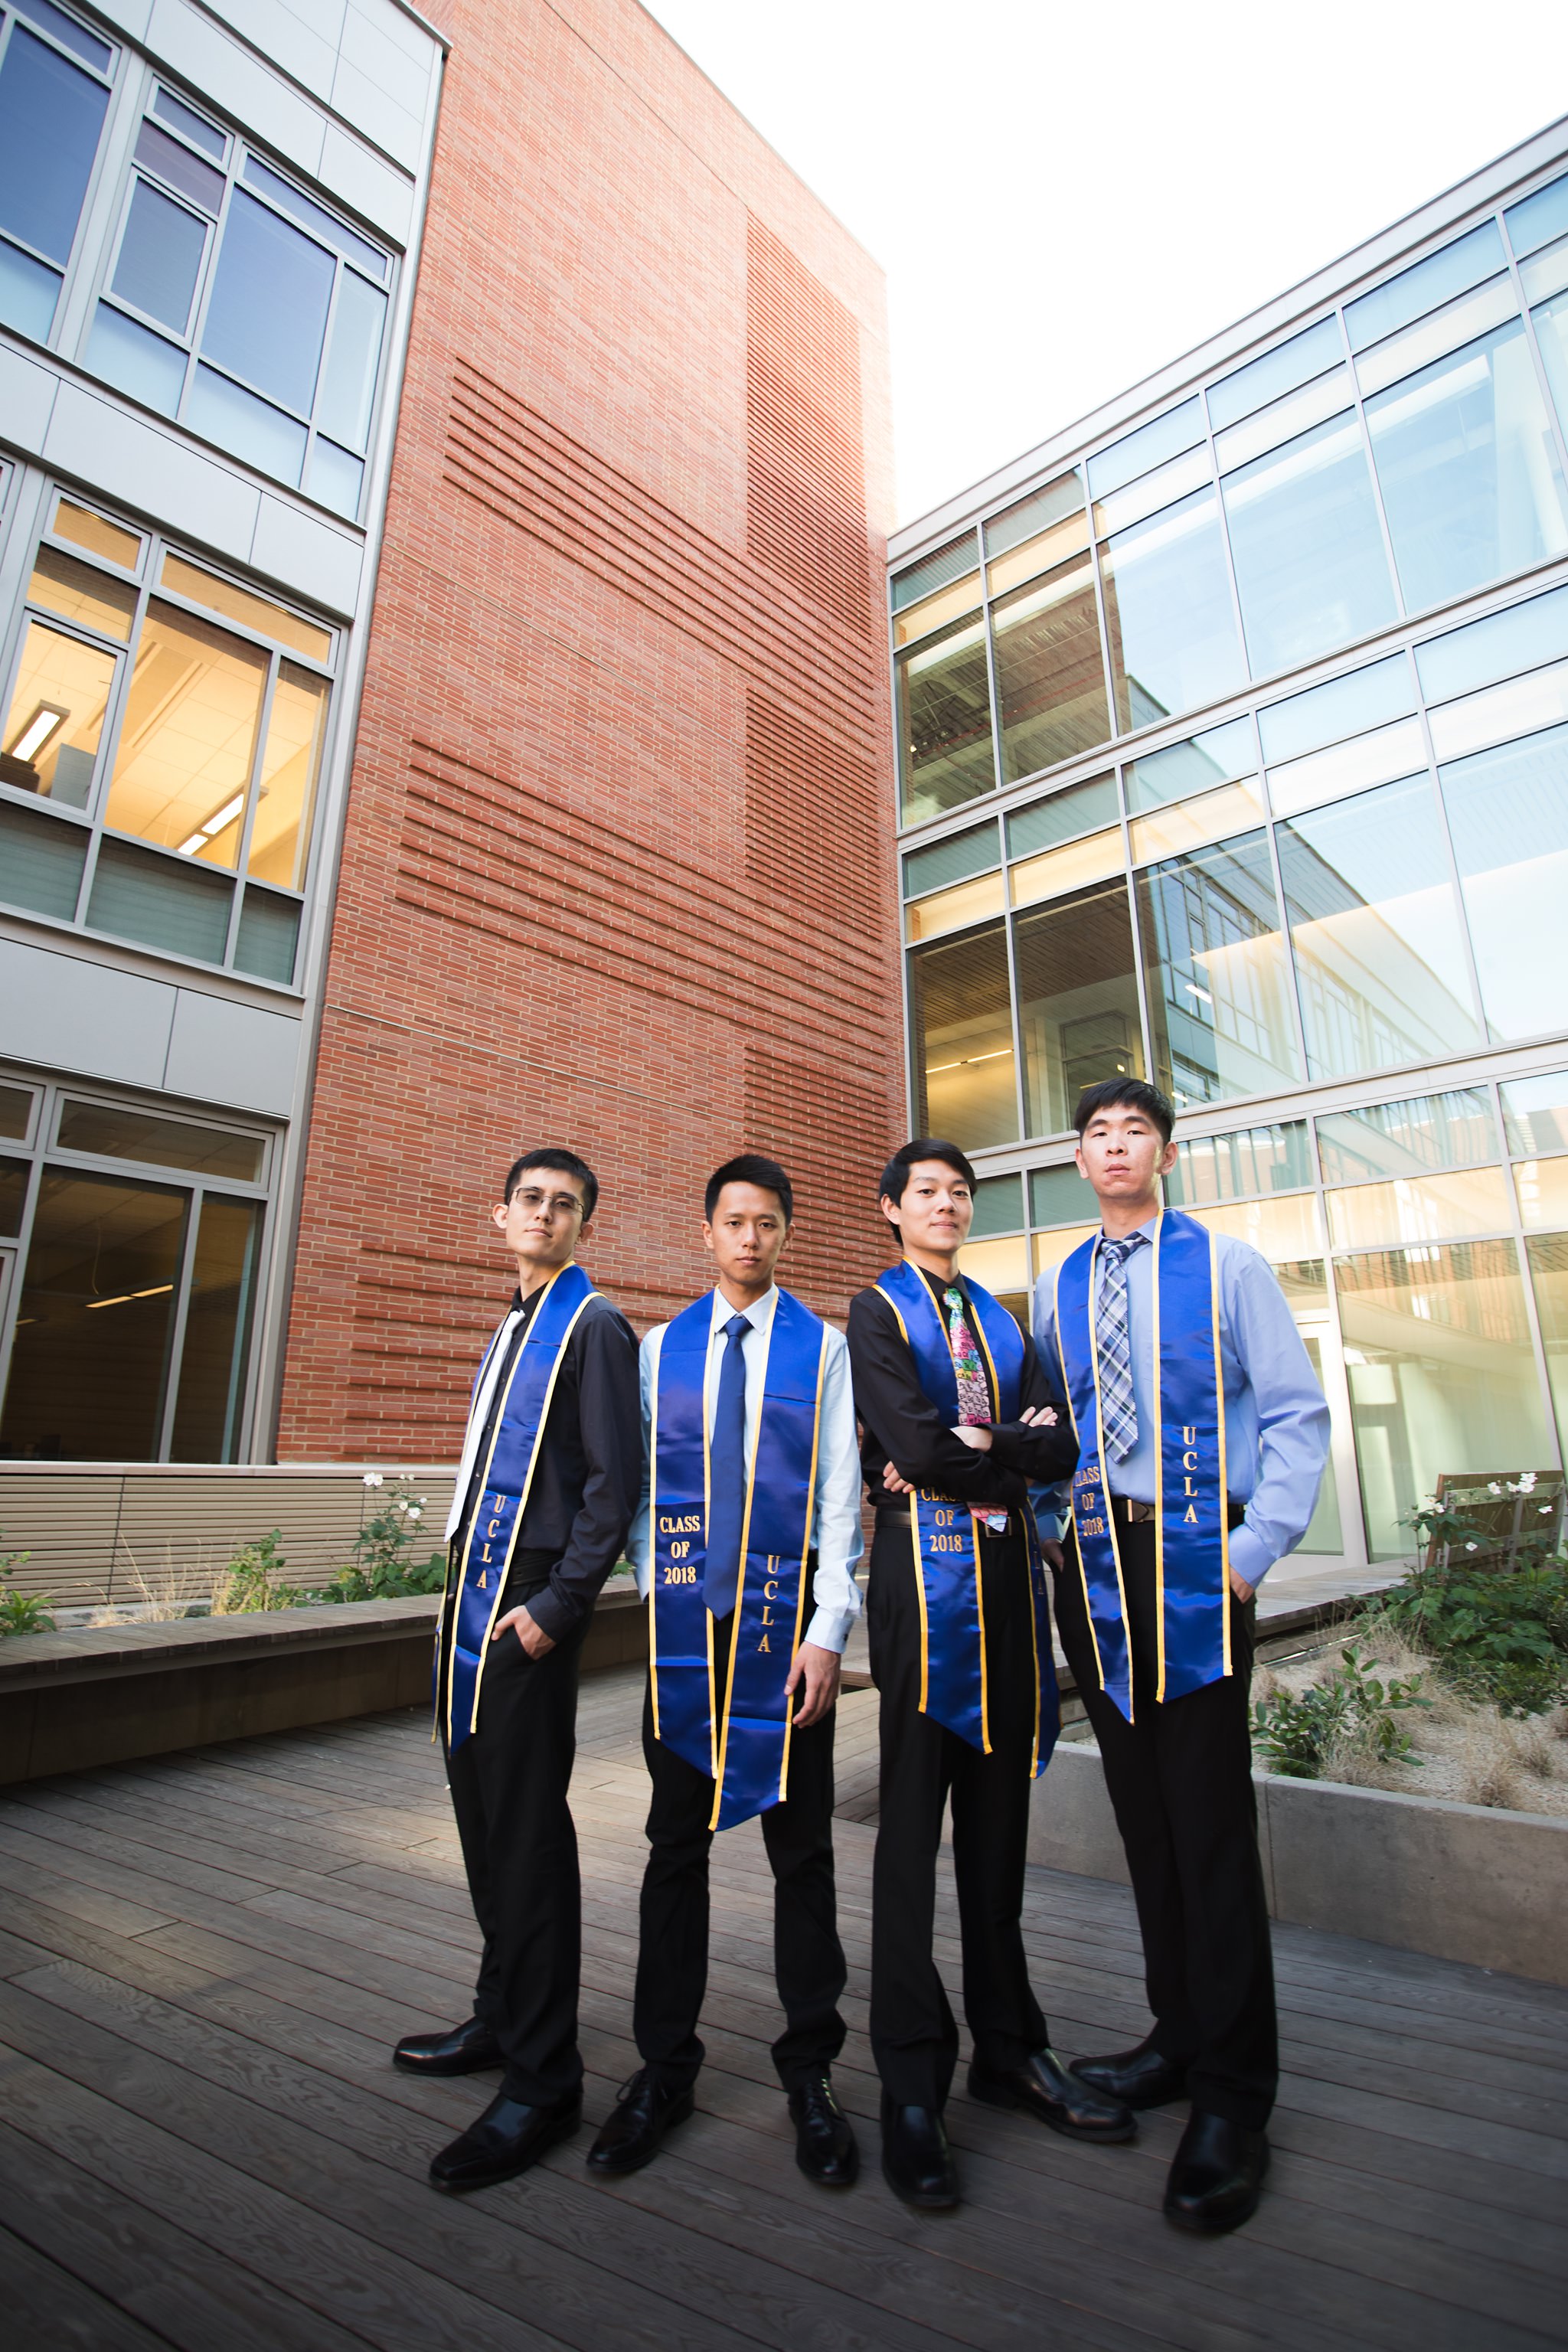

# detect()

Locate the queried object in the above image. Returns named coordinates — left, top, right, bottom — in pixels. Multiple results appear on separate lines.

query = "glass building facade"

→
left=890, top=132, right=1568, bottom=1570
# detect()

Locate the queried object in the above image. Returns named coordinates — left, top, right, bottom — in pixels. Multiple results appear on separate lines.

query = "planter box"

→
left=1028, top=1740, right=1568, bottom=1989
left=0, top=1586, right=648, bottom=1785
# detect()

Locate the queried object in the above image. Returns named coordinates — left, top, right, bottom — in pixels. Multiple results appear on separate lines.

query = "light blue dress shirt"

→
left=624, top=1286, right=864, bottom=1653
left=1032, top=1218, right=1331, bottom=1590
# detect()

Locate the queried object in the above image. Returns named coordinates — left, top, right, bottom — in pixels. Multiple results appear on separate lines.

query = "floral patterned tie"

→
left=943, top=1285, right=991, bottom=1423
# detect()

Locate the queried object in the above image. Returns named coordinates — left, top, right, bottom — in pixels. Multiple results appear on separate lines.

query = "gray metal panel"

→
left=163, top=989, right=301, bottom=1114
left=198, top=0, right=339, bottom=103
left=250, top=497, right=364, bottom=616
left=0, top=346, right=58, bottom=459
left=145, top=0, right=327, bottom=179
left=90, top=0, right=152, bottom=35
left=317, top=126, right=413, bottom=241
left=0, top=938, right=175, bottom=1087
left=43, top=385, right=260, bottom=562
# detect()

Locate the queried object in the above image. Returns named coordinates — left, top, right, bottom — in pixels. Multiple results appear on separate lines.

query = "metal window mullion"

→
left=70, top=568, right=153, bottom=923
left=1086, top=502, right=1122, bottom=745
left=1491, top=1075, right=1567, bottom=1475
left=1336, top=302, right=1409, bottom=622
left=1001, top=897, right=1030, bottom=1148
left=178, top=159, right=240, bottom=428
left=0, top=1141, right=49, bottom=1422
left=1114, top=766, right=1161, bottom=1114
left=1498, top=211, right=1568, bottom=493
left=1200, top=396, right=1254, bottom=688
left=1306, top=1107, right=1370, bottom=1570
left=31, top=22, right=129, bottom=356
left=302, top=256, right=348, bottom=496
left=1260, top=812, right=1312, bottom=1089
left=223, top=650, right=281, bottom=965
left=153, top=1181, right=200, bottom=1460
left=1409, top=681, right=1491, bottom=1045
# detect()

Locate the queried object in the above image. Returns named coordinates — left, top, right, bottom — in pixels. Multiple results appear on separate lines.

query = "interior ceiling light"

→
left=84, top=1282, right=175, bottom=1310
left=6, top=702, right=70, bottom=763
left=177, top=790, right=246, bottom=856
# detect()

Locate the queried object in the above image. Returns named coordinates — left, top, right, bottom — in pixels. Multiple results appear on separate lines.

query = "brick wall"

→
left=276, top=0, right=900, bottom=1460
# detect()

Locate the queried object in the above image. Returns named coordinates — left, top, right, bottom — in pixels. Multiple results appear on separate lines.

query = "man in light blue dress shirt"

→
left=589, top=1154, right=864, bottom=2189
left=1033, top=1079, right=1329, bottom=2236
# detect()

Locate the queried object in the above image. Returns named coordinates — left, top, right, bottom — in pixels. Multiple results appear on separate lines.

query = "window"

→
left=1135, top=829, right=1300, bottom=1108
left=1439, top=719, right=1568, bottom=1040
left=1364, top=320, right=1568, bottom=615
left=0, top=2, right=113, bottom=342
left=991, top=544, right=1109, bottom=784
left=85, top=87, right=391, bottom=519
left=895, top=611, right=995, bottom=825
left=1099, top=488, right=1246, bottom=734
left=1275, top=776, right=1481, bottom=1080
left=1221, top=411, right=1396, bottom=677
left=1014, top=878, right=1142, bottom=1138
left=0, top=491, right=335, bottom=981
left=908, top=923, right=1018, bottom=1151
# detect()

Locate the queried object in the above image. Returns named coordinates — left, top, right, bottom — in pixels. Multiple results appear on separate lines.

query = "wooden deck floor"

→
left=0, top=1667, right=1564, bottom=2352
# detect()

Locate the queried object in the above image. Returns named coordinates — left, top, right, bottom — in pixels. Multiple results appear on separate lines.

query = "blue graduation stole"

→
left=648, top=1288, right=827, bottom=1831
left=1052, top=1209, right=1231, bottom=1720
left=874, top=1261, right=1059, bottom=1775
left=439, top=1262, right=598, bottom=1749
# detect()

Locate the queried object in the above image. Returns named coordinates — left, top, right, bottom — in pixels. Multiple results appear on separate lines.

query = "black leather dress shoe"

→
left=1164, top=2109, right=1269, bottom=2234
left=880, top=2094, right=959, bottom=2210
left=1070, top=2042, right=1188, bottom=2110
left=968, top=2047, right=1135, bottom=2142
left=586, top=2069, right=695, bottom=2175
left=393, top=2017, right=503, bottom=2076
left=787, top=2076, right=858, bottom=2187
left=429, top=2089, right=582, bottom=2192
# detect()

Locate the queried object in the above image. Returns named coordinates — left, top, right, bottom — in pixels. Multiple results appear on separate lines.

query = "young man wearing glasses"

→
left=393, top=1147, right=640, bottom=2194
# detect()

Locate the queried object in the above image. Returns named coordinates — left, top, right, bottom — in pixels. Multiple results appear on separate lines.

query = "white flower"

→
left=363, top=1472, right=384, bottom=1488
left=409, top=1508, right=422, bottom=1520
left=1488, top=1481, right=1502, bottom=1495
left=1465, top=1543, right=1478, bottom=1552
left=1518, top=1472, right=1537, bottom=1490
left=1542, top=1504, right=1554, bottom=1514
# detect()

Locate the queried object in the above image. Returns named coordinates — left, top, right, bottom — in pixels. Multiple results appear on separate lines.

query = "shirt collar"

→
left=708, top=1284, right=777, bottom=1335
left=1098, top=1215, right=1158, bottom=1250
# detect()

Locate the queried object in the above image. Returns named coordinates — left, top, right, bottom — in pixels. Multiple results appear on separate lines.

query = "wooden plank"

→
left=0, top=2218, right=175, bottom=2350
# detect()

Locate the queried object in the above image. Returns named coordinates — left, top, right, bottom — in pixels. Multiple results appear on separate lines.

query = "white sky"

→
left=642, top=0, right=1568, bottom=531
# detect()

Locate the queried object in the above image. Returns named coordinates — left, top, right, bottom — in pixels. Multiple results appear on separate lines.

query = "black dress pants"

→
left=867, top=1518, right=1048, bottom=2108
left=1053, top=1524, right=1277, bottom=2130
left=634, top=1609, right=848, bottom=2092
left=442, top=1566, right=588, bottom=2106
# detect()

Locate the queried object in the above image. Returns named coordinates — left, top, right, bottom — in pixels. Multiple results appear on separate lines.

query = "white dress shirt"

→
left=443, top=1308, right=521, bottom=1540
left=624, top=1285, right=864, bottom=1654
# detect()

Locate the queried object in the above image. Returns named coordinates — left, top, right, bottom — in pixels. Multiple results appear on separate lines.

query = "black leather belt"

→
left=1111, top=1495, right=1247, bottom=1530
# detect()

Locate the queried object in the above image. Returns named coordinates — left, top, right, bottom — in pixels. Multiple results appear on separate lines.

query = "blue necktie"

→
left=1097, top=1237, right=1143, bottom=1462
left=704, top=1312, right=751, bottom=1619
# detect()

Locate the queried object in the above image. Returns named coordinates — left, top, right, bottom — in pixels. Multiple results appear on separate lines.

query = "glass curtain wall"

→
left=892, top=160, right=1568, bottom=828
left=0, top=1078, right=270, bottom=1461
left=0, top=489, right=335, bottom=982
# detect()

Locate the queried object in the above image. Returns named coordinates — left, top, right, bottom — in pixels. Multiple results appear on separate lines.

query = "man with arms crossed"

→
left=848, top=1138, right=1133, bottom=2211
left=394, top=1148, right=640, bottom=2193
left=1035, top=1080, right=1329, bottom=2233
left=589, top=1155, right=863, bottom=2187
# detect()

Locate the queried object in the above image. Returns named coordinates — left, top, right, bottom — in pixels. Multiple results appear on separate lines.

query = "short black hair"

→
left=501, top=1147, right=599, bottom=1222
left=877, top=1137, right=977, bottom=1208
left=705, top=1153, right=794, bottom=1223
left=1072, top=1078, right=1176, bottom=1146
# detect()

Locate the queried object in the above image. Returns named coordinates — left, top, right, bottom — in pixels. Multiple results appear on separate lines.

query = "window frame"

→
left=0, top=0, right=119, bottom=346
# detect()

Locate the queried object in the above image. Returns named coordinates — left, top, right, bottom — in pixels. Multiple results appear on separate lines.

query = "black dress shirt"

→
left=457, top=1283, right=641, bottom=1644
left=847, top=1263, right=1077, bottom=1514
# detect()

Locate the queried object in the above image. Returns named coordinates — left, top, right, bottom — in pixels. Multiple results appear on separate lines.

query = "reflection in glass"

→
left=1334, top=1239, right=1551, bottom=1557
left=903, top=821, right=998, bottom=899
left=1507, top=172, right=1568, bottom=260
left=0, top=1170, right=186, bottom=1460
left=1364, top=321, right=1568, bottom=612
left=906, top=872, right=1004, bottom=942
left=908, top=924, right=1018, bottom=1150
left=248, top=663, right=327, bottom=890
left=896, top=614, right=995, bottom=825
left=160, top=554, right=332, bottom=664
left=0, top=1086, right=32, bottom=1142
left=1135, top=830, right=1300, bottom=1108
left=113, top=178, right=206, bottom=332
left=991, top=554, right=1109, bottom=782
left=1007, top=773, right=1118, bottom=854
left=0, top=237, right=60, bottom=338
left=985, top=473, right=1083, bottom=558
left=0, top=28, right=107, bottom=263
left=1316, top=1087, right=1497, bottom=1184
left=1354, top=279, right=1518, bottom=401
left=970, top=1173, right=1024, bottom=1236
left=201, top=188, right=334, bottom=413
left=957, top=1235, right=1030, bottom=1323
left=1014, top=879, right=1142, bottom=1138
left=1222, top=413, right=1396, bottom=677
left=1501, top=1070, right=1568, bottom=1158
left=0, top=797, right=87, bottom=918
left=1086, top=399, right=1204, bottom=500
left=1166, top=1119, right=1313, bottom=1205
left=1276, top=777, right=1481, bottom=1080
left=0, top=1155, right=26, bottom=1237
left=1439, top=720, right=1568, bottom=1040
left=1295, top=1332, right=1344, bottom=1553
left=309, top=439, right=364, bottom=521
left=1266, top=720, right=1428, bottom=818
left=51, top=501, right=141, bottom=571
left=1128, top=779, right=1265, bottom=865
left=27, top=546, right=137, bottom=641
left=316, top=270, right=386, bottom=452
left=170, top=1196, right=262, bottom=1459
left=1426, top=662, right=1568, bottom=763
left=1326, top=1168, right=1511, bottom=1250
left=1416, top=582, right=1568, bottom=706
left=132, top=119, right=224, bottom=214
left=1009, top=829, right=1122, bottom=910
left=893, top=571, right=982, bottom=648
left=1213, top=366, right=1351, bottom=473
left=1100, top=489, right=1246, bottom=733
left=1514, top=1158, right=1568, bottom=1233
left=152, top=85, right=226, bottom=162
left=2, top=621, right=116, bottom=806
left=104, top=601, right=268, bottom=864
left=87, top=838, right=233, bottom=962
left=1525, top=1234, right=1568, bottom=1460
left=186, top=364, right=309, bottom=485
left=1032, top=1222, right=1100, bottom=1277
left=56, top=1100, right=263, bottom=1181
left=1031, top=1163, right=1095, bottom=1227
left=243, top=155, right=388, bottom=282
left=1344, top=221, right=1505, bottom=352
left=86, top=301, right=185, bottom=414
left=1207, top=316, right=1344, bottom=433
left=1124, top=716, right=1253, bottom=811
left=1258, top=654, right=1411, bottom=767
left=892, top=532, right=978, bottom=613
left=1534, top=289, right=1568, bottom=448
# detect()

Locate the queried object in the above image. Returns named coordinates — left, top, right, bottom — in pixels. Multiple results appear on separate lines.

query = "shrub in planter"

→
left=0, top=1537, right=54, bottom=1636
left=318, top=1475, right=447, bottom=1604
left=1370, top=1488, right=1568, bottom=1716
left=1252, top=1645, right=1429, bottom=1779
left=214, top=1530, right=307, bottom=1613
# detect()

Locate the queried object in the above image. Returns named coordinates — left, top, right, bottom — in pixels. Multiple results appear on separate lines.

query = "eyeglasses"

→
left=508, top=1188, right=585, bottom=1220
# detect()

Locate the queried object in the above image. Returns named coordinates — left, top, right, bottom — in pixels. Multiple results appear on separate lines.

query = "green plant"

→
left=0, top=1537, right=54, bottom=1636
left=1252, top=1645, right=1430, bottom=1779
left=214, top=1529, right=306, bottom=1614
left=1369, top=1498, right=1568, bottom=1717
left=318, top=1475, right=447, bottom=1603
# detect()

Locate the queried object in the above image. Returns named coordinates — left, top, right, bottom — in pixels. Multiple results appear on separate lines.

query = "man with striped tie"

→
left=848, top=1139, right=1132, bottom=2210
left=1034, top=1080, right=1329, bottom=2235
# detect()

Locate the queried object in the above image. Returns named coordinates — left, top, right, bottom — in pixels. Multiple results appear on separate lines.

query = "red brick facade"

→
left=276, top=0, right=900, bottom=1461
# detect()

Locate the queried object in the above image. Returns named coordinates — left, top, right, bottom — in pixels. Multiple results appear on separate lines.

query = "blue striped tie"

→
left=1096, top=1238, right=1142, bottom=1462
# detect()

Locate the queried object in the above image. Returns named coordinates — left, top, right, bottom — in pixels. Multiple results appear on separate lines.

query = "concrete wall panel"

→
left=250, top=496, right=363, bottom=614
left=0, top=939, right=175, bottom=1088
left=164, top=989, right=301, bottom=1113
left=43, top=386, right=260, bottom=563
left=0, top=346, right=58, bottom=459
